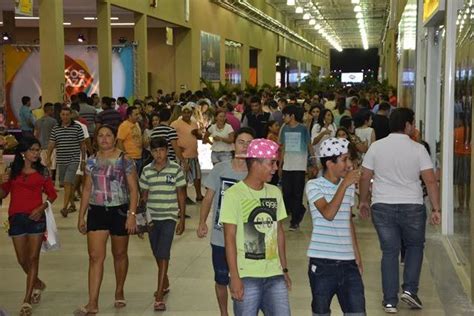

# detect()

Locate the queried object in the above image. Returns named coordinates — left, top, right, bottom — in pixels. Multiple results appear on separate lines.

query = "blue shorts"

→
left=211, top=244, right=229, bottom=286
left=8, top=213, right=46, bottom=237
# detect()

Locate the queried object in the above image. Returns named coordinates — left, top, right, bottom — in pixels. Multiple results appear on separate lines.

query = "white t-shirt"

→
left=362, top=133, right=433, bottom=205
left=355, top=127, right=374, bottom=147
left=76, top=120, right=89, bottom=176
left=311, top=123, right=337, bottom=157
left=208, top=123, right=234, bottom=152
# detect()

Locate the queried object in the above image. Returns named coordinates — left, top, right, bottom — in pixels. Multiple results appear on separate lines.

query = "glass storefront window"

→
left=224, top=40, right=242, bottom=85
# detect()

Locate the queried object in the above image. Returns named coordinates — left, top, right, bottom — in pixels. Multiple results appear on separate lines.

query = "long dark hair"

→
left=10, top=137, right=46, bottom=180
left=318, top=109, right=334, bottom=127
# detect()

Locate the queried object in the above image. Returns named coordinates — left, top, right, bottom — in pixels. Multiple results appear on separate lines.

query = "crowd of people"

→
left=4, top=85, right=441, bottom=315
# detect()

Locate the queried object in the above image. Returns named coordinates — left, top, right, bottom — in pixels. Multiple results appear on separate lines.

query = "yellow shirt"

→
left=117, top=120, right=142, bottom=159
left=32, top=108, right=45, bottom=120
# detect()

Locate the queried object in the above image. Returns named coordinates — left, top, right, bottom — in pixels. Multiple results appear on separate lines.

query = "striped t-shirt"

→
left=49, top=122, right=85, bottom=165
left=150, top=125, right=178, bottom=161
left=139, top=160, right=186, bottom=221
left=305, top=177, right=355, bottom=260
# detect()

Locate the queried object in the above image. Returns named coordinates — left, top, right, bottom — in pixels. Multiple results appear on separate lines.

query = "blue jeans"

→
left=308, top=258, right=366, bottom=316
left=371, top=203, right=427, bottom=306
left=233, top=275, right=290, bottom=316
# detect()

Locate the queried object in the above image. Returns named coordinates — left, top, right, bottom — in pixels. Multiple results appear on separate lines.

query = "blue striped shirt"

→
left=305, top=177, right=355, bottom=260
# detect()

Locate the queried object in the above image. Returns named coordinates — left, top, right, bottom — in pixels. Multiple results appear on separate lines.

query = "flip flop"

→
left=114, top=299, right=127, bottom=308
left=68, top=205, right=77, bottom=213
left=73, top=306, right=98, bottom=316
left=154, top=301, right=166, bottom=311
left=19, top=303, right=33, bottom=316
left=31, top=281, right=46, bottom=304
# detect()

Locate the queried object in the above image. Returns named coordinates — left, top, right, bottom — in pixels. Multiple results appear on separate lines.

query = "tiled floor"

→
left=0, top=185, right=464, bottom=315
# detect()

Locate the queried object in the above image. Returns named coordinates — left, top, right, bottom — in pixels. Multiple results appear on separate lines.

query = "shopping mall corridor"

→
left=0, top=183, right=472, bottom=316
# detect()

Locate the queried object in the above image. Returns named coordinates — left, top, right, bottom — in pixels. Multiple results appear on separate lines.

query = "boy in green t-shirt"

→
left=139, top=137, right=186, bottom=312
left=220, top=139, right=291, bottom=316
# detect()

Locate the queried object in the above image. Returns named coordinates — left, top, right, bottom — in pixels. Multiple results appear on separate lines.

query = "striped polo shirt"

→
left=305, top=177, right=355, bottom=260
left=150, top=125, right=178, bottom=161
left=139, top=160, right=186, bottom=221
left=49, top=122, right=85, bottom=165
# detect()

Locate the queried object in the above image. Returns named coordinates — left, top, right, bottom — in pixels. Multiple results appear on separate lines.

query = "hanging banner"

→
left=3, top=45, right=135, bottom=124
left=200, top=31, right=221, bottom=81
left=15, top=0, right=33, bottom=17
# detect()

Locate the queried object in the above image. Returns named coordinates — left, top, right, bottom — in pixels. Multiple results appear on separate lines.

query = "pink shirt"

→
left=226, top=112, right=241, bottom=133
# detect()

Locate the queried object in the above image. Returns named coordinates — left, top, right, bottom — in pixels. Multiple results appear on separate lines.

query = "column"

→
left=39, top=0, right=64, bottom=103
left=134, top=12, right=148, bottom=98
left=414, top=0, right=426, bottom=126
left=175, top=28, right=198, bottom=92
left=241, top=43, right=249, bottom=89
left=97, top=0, right=112, bottom=97
left=441, top=0, right=459, bottom=235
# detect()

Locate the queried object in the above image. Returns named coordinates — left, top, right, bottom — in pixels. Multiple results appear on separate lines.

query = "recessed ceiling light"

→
left=287, top=0, right=295, bottom=5
left=356, top=12, right=363, bottom=19
left=309, top=18, right=316, bottom=25
left=295, top=6, right=303, bottom=14
left=303, top=13, right=311, bottom=20
left=354, top=5, right=362, bottom=12
left=83, top=16, right=119, bottom=20
left=110, top=22, right=134, bottom=26
left=63, top=22, right=71, bottom=26
left=314, top=23, right=321, bottom=30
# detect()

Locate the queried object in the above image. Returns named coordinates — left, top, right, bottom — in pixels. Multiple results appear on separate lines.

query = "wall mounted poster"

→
left=201, top=31, right=221, bottom=81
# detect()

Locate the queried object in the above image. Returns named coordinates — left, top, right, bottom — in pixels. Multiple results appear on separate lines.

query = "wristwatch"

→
left=282, top=268, right=289, bottom=273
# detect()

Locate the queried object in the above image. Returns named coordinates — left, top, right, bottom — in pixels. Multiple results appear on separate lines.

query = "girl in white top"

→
left=204, top=110, right=234, bottom=165
left=311, top=109, right=337, bottom=158
left=355, top=111, right=376, bottom=149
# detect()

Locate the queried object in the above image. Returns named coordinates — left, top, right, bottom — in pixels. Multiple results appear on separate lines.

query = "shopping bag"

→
left=41, top=201, right=60, bottom=252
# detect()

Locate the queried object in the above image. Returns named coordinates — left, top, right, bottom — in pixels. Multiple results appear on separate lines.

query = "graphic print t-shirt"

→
left=220, top=181, right=287, bottom=278
left=203, top=160, right=247, bottom=247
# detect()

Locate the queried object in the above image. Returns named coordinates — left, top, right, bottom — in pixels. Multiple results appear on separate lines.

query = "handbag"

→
left=41, top=201, right=60, bottom=252
left=121, top=152, right=149, bottom=234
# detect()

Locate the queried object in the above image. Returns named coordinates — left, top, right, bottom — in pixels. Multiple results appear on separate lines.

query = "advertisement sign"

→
left=201, top=31, right=221, bottom=81
left=4, top=45, right=135, bottom=124
left=423, top=0, right=445, bottom=26
left=15, top=0, right=33, bottom=16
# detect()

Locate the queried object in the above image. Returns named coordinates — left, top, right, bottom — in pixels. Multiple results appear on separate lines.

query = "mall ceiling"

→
left=270, top=0, right=390, bottom=49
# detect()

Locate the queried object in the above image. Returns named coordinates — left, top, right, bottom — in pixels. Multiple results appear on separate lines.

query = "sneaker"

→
left=289, top=224, right=299, bottom=231
left=383, top=303, right=398, bottom=313
left=400, top=290, right=423, bottom=309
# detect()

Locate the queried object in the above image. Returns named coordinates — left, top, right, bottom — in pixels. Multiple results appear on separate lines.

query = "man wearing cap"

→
left=220, top=138, right=291, bottom=316
left=305, top=137, right=365, bottom=316
left=171, top=103, right=204, bottom=202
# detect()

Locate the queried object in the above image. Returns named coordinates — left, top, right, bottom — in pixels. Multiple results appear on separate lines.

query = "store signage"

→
left=15, top=0, right=33, bottom=16
left=423, top=0, right=445, bottom=26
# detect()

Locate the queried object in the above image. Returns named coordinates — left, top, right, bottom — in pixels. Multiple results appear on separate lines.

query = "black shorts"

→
left=87, top=204, right=129, bottom=236
left=148, top=220, right=176, bottom=260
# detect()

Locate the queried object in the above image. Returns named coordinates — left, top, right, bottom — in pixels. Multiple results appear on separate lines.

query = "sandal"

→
left=114, top=299, right=127, bottom=308
left=73, top=306, right=98, bottom=316
left=60, top=208, right=68, bottom=218
left=19, top=303, right=33, bottom=316
left=154, top=288, right=170, bottom=298
left=68, top=205, right=77, bottom=213
left=154, top=301, right=166, bottom=311
left=31, top=288, right=42, bottom=304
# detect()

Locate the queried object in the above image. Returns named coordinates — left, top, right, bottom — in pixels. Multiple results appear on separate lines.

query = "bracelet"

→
left=127, top=210, right=136, bottom=216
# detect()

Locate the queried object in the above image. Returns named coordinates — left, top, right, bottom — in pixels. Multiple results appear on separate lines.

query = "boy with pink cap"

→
left=220, top=139, right=291, bottom=316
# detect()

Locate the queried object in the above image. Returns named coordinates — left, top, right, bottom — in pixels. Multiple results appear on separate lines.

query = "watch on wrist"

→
left=282, top=268, right=289, bottom=273
left=127, top=210, right=136, bottom=217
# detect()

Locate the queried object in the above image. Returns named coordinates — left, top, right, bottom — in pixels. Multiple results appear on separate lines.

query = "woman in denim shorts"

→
left=75, top=125, right=138, bottom=316
left=1, top=137, right=57, bottom=316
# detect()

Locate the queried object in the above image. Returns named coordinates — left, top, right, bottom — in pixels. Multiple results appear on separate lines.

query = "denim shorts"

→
left=148, top=220, right=176, bottom=260
left=308, top=258, right=366, bottom=316
left=57, top=162, right=79, bottom=184
left=8, top=213, right=46, bottom=237
left=211, top=244, right=229, bottom=285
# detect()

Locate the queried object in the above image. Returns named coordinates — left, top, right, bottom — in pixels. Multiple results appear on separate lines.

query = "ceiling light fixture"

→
left=110, top=22, right=134, bottom=26
left=295, top=6, right=303, bottom=14
left=354, top=5, right=362, bottom=12
left=63, top=22, right=71, bottom=26
left=2, top=32, right=11, bottom=41
left=287, top=0, right=295, bottom=5
left=356, top=12, right=363, bottom=19
left=303, top=13, right=311, bottom=20
left=309, top=18, right=316, bottom=25
left=15, top=16, right=39, bottom=20
left=77, top=34, right=86, bottom=43
left=351, top=0, right=360, bottom=3
left=83, top=16, right=119, bottom=20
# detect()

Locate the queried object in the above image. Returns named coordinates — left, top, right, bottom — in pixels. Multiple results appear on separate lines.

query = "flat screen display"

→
left=341, top=72, right=364, bottom=83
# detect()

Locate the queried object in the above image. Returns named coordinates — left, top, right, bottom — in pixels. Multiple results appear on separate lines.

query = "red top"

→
left=2, top=171, right=57, bottom=216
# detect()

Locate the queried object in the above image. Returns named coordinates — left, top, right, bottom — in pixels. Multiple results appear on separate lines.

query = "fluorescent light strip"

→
left=15, top=16, right=39, bottom=20
left=83, top=17, right=119, bottom=20
left=63, top=22, right=71, bottom=26
left=110, top=22, right=134, bottom=26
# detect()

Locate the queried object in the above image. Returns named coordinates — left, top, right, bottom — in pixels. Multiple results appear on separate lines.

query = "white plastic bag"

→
left=41, top=201, right=60, bottom=252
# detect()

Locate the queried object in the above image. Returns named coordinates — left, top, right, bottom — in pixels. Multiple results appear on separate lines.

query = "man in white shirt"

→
left=359, top=108, right=441, bottom=314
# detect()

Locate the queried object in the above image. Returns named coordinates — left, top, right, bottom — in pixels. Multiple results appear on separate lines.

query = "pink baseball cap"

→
left=246, top=139, right=279, bottom=159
